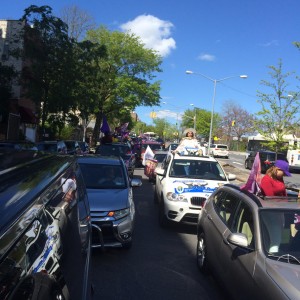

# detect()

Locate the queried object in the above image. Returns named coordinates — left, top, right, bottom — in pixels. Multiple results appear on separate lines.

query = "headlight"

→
left=166, top=192, right=188, bottom=202
left=109, top=208, right=130, bottom=220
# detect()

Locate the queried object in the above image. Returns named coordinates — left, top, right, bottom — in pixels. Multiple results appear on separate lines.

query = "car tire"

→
left=196, top=233, right=209, bottom=274
left=158, top=200, right=168, bottom=228
left=245, top=160, right=249, bottom=169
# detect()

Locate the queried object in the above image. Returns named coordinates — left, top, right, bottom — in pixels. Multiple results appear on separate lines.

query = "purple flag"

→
left=100, top=115, right=111, bottom=133
left=241, top=152, right=262, bottom=194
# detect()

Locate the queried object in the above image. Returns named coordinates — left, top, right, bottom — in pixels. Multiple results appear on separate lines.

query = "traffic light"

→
left=231, top=120, right=235, bottom=126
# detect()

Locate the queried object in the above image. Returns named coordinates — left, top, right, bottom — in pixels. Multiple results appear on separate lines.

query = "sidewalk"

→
left=221, top=161, right=249, bottom=183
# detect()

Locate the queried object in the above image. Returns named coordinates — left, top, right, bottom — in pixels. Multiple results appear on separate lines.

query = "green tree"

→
left=85, top=26, right=162, bottom=142
left=20, top=5, right=76, bottom=139
left=181, top=108, right=219, bottom=141
left=255, top=59, right=300, bottom=152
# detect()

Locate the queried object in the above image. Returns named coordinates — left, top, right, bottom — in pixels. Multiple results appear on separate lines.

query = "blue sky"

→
left=2, top=0, right=300, bottom=125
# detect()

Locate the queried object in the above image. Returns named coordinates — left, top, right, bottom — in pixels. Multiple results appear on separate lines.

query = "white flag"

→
left=142, top=145, right=155, bottom=166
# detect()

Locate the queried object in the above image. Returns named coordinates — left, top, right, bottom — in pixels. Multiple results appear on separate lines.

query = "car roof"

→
left=172, top=152, right=217, bottom=162
left=77, top=155, right=122, bottom=165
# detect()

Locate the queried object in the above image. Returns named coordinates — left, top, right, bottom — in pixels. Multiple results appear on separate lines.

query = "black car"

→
left=0, top=140, right=37, bottom=150
left=95, top=143, right=136, bottom=177
left=36, top=140, right=67, bottom=154
left=0, top=150, right=92, bottom=300
left=245, top=150, right=287, bottom=173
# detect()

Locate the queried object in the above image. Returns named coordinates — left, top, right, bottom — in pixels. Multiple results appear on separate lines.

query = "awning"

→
left=19, top=106, right=38, bottom=124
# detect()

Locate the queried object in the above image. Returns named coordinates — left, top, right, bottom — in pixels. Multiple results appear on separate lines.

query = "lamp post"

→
left=186, top=70, right=247, bottom=155
left=190, top=104, right=197, bottom=131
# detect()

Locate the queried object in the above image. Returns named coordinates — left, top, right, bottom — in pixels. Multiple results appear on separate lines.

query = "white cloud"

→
left=197, top=53, right=216, bottom=61
left=260, top=40, right=279, bottom=47
left=156, top=110, right=182, bottom=120
left=120, top=15, right=176, bottom=57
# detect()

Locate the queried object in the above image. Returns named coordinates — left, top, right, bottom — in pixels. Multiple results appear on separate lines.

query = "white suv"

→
left=154, top=152, right=236, bottom=227
left=209, top=144, right=229, bottom=158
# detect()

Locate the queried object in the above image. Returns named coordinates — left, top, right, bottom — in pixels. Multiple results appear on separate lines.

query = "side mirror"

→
left=227, top=173, right=236, bottom=181
left=227, top=233, right=249, bottom=248
left=131, top=178, right=142, bottom=187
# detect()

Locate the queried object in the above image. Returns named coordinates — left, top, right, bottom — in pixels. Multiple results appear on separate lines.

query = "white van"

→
left=209, top=144, right=229, bottom=158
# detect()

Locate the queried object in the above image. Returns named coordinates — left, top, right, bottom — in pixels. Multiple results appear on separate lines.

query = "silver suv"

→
left=196, top=184, right=300, bottom=300
left=78, top=155, right=142, bottom=249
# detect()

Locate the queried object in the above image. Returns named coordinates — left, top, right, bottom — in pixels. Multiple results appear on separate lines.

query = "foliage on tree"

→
left=85, top=26, right=162, bottom=142
left=20, top=5, right=76, bottom=139
left=60, top=5, right=95, bottom=41
left=255, top=59, right=300, bottom=152
left=181, top=108, right=220, bottom=141
left=221, top=100, right=256, bottom=145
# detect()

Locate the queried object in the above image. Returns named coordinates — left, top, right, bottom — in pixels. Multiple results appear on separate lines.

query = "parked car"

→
left=154, top=151, right=236, bottom=227
left=147, top=150, right=168, bottom=183
left=209, top=144, right=229, bottom=158
left=0, top=140, right=37, bottom=150
left=77, top=155, right=142, bottom=249
left=135, top=140, right=164, bottom=167
left=166, top=143, right=179, bottom=152
left=0, top=150, right=92, bottom=300
left=95, top=143, right=136, bottom=177
left=36, top=140, right=67, bottom=154
left=245, top=150, right=287, bottom=173
left=196, top=183, right=300, bottom=300
left=64, top=140, right=82, bottom=154
left=78, top=141, right=90, bottom=154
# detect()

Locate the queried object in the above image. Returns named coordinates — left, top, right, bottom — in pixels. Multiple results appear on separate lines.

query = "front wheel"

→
left=196, top=233, right=209, bottom=273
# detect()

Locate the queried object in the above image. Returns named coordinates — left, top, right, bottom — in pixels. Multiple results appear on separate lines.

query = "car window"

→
left=216, top=145, right=228, bottom=150
left=260, top=209, right=300, bottom=257
left=154, top=153, right=167, bottom=163
left=213, top=191, right=240, bottom=225
left=169, top=159, right=227, bottom=181
left=232, top=203, right=255, bottom=248
left=80, top=163, right=126, bottom=189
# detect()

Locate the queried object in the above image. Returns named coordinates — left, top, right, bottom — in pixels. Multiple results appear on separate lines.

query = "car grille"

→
left=92, top=220, right=115, bottom=244
left=190, top=197, right=206, bottom=207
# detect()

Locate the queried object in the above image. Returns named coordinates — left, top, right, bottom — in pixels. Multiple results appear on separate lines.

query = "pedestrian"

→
left=260, top=160, right=291, bottom=197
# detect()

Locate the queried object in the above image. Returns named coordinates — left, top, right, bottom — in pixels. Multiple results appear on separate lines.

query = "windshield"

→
left=169, top=159, right=227, bottom=181
left=154, top=153, right=167, bottom=163
left=79, top=163, right=127, bottom=189
left=96, top=145, right=131, bottom=158
left=260, top=209, right=300, bottom=263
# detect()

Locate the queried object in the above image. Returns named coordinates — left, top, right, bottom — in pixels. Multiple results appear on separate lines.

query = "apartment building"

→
left=0, top=19, right=37, bottom=141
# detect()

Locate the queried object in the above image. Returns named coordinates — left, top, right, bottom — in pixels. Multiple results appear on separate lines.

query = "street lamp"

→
left=186, top=70, right=247, bottom=155
left=190, top=104, right=196, bottom=131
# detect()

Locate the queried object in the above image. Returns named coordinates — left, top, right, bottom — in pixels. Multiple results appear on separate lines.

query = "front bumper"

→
left=163, top=196, right=205, bottom=224
left=91, top=214, right=134, bottom=248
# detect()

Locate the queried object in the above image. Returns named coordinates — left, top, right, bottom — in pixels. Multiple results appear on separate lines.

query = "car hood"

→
left=167, top=178, right=227, bottom=198
left=86, top=188, right=129, bottom=211
left=266, top=258, right=300, bottom=299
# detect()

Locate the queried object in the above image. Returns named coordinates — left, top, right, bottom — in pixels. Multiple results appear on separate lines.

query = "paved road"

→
left=90, top=168, right=226, bottom=300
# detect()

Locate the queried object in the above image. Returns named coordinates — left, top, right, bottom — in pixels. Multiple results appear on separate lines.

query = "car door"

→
left=202, top=190, right=239, bottom=276
left=219, top=199, right=258, bottom=300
